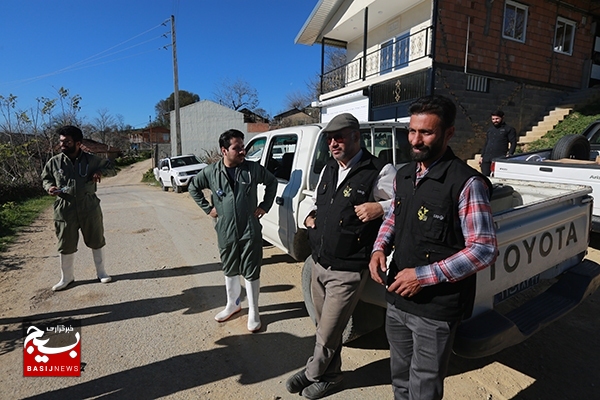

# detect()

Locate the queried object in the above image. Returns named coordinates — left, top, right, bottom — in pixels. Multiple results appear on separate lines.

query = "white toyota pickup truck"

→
left=493, top=120, right=600, bottom=231
left=246, top=123, right=600, bottom=358
left=153, top=154, right=207, bottom=193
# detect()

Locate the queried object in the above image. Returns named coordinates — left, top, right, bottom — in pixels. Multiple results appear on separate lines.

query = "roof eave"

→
left=295, top=0, right=343, bottom=45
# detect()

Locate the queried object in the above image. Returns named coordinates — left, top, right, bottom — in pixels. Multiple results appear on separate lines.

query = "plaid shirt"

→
left=373, top=172, right=497, bottom=287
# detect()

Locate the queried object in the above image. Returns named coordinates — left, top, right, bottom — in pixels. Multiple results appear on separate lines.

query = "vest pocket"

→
left=416, top=201, right=449, bottom=241
left=334, top=213, right=363, bottom=257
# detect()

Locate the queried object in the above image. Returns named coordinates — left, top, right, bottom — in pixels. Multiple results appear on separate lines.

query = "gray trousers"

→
left=385, top=304, right=459, bottom=400
left=305, top=261, right=368, bottom=383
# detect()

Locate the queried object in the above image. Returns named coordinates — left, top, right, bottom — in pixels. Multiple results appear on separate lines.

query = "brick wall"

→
left=436, top=0, right=594, bottom=89
left=434, top=68, right=564, bottom=160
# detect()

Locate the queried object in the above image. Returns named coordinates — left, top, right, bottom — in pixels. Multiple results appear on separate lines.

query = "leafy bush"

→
left=0, top=182, right=46, bottom=204
left=115, top=151, right=151, bottom=167
left=198, top=148, right=222, bottom=164
left=142, top=168, right=157, bottom=183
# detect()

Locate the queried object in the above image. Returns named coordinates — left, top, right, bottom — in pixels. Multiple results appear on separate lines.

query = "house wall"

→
left=434, top=68, right=565, bottom=161
left=436, top=0, right=595, bottom=88
left=171, top=100, right=246, bottom=157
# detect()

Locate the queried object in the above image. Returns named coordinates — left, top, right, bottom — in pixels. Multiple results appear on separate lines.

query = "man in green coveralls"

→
left=189, top=129, right=277, bottom=332
left=41, top=125, right=115, bottom=291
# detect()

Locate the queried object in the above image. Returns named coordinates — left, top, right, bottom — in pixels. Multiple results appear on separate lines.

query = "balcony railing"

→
left=321, top=25, right=433, bottom=95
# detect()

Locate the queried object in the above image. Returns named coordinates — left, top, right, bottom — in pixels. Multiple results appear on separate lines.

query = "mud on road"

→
left=0, top=159, right=598, bottom=399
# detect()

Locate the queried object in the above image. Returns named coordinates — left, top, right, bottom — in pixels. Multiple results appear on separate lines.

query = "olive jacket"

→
left=188, top=159, right=277, bottom=249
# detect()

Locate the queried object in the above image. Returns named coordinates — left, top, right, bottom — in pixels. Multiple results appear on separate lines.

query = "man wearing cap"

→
left=479, top=110, right=517, bottom=176
left=286, top=113, right=396, bottom=399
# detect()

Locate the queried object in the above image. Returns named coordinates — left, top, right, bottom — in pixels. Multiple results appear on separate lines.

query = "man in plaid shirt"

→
left=369, top=95, right=498, bottom=400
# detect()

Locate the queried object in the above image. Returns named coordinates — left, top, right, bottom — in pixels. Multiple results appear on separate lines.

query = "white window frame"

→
left=503, top=0, right=528, bottom=43
left=554, top=17, right=576, bottom=55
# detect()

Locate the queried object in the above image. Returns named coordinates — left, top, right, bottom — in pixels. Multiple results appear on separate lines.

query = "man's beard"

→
left=61, top=145, right=77, bottom=157
left=410, top=140, right=444, bottom=162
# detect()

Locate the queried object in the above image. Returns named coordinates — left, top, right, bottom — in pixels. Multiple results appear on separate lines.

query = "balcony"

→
left=320, top=25, right=433, bottom=95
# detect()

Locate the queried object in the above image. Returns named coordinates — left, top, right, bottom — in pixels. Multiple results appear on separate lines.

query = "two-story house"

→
left=296, top=0, right=600, bottom=159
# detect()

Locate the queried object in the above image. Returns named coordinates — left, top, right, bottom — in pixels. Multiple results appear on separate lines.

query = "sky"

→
left=0, top=1, right=322, bottom=129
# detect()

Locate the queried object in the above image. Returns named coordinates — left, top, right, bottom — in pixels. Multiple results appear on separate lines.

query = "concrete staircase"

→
left=467, top=85, right=600, bottom=171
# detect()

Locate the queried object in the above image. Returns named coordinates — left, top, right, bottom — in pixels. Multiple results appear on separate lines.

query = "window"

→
left=554, top=17, right=576, bottom=55
left=503, top=1, right=528, bottom=43
left=380, top=33, right=411, bottom=75
left=245, top=138, right=266, bottom=162
left=394, top=32, right=410, bottom=69
left=466, top=74, right=489, bottom=92
left=380, top=40, right=394, bottom=74
left=267, top=135, right=297, bottom=181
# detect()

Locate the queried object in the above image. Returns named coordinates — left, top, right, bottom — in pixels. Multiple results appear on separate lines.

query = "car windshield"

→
left=171, top=156, right=202, bottom=167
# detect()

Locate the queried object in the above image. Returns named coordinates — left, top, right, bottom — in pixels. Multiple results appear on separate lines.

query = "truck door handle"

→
left=539, top=167, right=553, bottom=172
left=276, top=196, right=284, bottom=205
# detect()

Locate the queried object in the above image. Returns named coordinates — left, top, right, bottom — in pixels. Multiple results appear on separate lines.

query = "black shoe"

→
left=301, top=380, right=344, bottom=399
left=286, top=369, right=312, bottom=394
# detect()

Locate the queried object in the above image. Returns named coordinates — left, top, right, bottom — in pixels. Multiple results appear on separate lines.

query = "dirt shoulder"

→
left=0, top=160, right=598, bottom=399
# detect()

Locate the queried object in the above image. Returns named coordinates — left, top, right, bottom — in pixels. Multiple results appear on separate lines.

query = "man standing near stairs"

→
left=479, top=110, right=517, bottom=176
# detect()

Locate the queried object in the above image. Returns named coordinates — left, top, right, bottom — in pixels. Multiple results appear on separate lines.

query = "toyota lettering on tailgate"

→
left=490, top=220, right=581, bottom=282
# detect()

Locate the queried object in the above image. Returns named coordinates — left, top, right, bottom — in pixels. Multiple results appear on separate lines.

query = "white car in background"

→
left=153, top=154, right=207, bottom=193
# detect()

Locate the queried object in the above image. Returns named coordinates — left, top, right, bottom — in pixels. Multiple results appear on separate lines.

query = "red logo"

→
left=23, top=322, right=81, bottom=376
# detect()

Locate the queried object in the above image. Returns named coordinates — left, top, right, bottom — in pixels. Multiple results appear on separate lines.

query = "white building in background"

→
left=170, top=100, right=246, bottom=157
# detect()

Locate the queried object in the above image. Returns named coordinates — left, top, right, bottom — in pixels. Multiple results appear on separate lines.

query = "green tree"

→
left=154, top=90, right=200, bottom=127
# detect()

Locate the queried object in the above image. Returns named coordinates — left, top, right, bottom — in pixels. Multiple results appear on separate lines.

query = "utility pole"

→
left=171, top=15, right=182, bottom=156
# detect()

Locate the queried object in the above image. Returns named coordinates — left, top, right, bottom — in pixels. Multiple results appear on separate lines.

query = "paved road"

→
left=0, top=159, right=598, bottom=399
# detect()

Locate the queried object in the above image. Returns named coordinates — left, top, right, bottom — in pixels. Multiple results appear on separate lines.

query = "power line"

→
left=0, top=22, right=169, bottom=88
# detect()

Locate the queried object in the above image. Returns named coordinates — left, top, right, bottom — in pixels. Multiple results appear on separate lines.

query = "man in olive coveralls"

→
left=41, top=125, right=115, bottom=291
left=189, top=129, right=277, bottom=332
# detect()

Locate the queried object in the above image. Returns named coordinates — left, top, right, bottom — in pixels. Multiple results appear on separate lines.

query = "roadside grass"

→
left=524, top=101, right=600, bottom=152
left=142, top=168, right=158, bottom=186
left=0, top=196, right=54, bottom=252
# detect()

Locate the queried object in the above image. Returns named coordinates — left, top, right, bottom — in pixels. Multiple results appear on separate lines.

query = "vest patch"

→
left=343, top=185, right=352, bottom=197
left=417, top=206, right=429, bottom=221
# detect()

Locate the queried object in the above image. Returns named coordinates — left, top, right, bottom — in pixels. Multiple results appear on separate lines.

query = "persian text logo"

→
left=23, top=319, right=81, bottom=377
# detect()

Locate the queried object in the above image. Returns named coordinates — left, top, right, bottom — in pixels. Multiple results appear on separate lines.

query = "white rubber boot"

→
left=245, top=278, right=261, bottom=332
left=215, top=276, right=242, bottom=322
left=52, top=253, right=75, bottom=291
left=92, top=248, right=112, bottom=283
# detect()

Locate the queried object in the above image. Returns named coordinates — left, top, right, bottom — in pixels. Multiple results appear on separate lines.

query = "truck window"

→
left=245, top=138, right=267, bottom=162
left=309, top=134, right=332, bottom=190
left=268, top=135, right=298, bottom=181
left=363, top=127, right=411, bottom=166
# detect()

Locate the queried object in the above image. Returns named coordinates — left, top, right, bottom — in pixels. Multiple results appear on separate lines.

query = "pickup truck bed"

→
left=493, top=148, right=600, bottom=231
left=308, top=178, right=600, bottom=358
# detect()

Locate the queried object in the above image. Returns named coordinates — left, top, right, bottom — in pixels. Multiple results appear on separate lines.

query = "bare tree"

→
left=92, top=108, right=116, bottom=145
left=316, top=45, right=347, bottom=95
left=53, top=87, right=83, bottom=127
left=285, top=90, right=314, bottom=110
left=213, top=78, right=260, bottom=111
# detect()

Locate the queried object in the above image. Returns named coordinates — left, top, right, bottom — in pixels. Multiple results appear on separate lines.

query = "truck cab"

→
left=245, top=122, right=409, bottom=261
